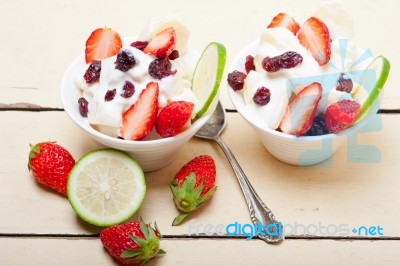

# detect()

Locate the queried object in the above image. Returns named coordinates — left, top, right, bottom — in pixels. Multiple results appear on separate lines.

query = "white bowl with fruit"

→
left=61, top=16, right=226, bottom=171
left=228, top=11, right=390, bottom=166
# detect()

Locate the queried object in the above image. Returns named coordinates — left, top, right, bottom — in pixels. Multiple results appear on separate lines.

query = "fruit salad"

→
left=228, top=4, right=390, bottom=137
left=74, top=16, right=200, bottom=140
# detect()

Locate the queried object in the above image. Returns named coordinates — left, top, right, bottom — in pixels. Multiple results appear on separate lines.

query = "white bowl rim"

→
left=227, top=39, right=379, bottom=141
left=60, top=37, right=208, bottom=147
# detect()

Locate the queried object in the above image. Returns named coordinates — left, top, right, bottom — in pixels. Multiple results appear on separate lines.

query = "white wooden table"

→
left=1, top=0, right=400, bottom=265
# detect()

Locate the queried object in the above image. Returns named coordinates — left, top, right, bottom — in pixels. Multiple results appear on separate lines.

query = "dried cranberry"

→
left=130, top=41, right=149, bottom=51
left=104, top=89, right=116, bottom=102
left=245, top=55, right=255, bottom=73
left=252, top=87, right=271, bottom=105
left=115, top=49, right=136, bottom=72
left=148, top=58, right=176, bottom=79
left=83, top=60, right=101, bottom=84
left=262, top=51, right=303, bottom=72
left=336, top=73, right=353, bottom=93
left=120, top=81, right=135, bottom=98
left=306, top=115, right=329, bottom=136
left=227, top=71, right=247, bottom=91
left=168, top=50, right=180, bottom=60
left=78, top=97, right=89, bottom=117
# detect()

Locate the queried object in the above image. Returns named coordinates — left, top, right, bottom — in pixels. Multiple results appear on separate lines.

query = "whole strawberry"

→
left=28, top=142, right=75, bottom=195
left=170, top=155, right=217, bottom=225
left=100, top=218, right=165, bottom=265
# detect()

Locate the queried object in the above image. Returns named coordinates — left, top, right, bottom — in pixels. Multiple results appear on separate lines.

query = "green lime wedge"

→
left=354, top=56, right=390, bottom=121
left=67, top=149, right=146, bottom=226
left=192, top=42, right=226, bottom=119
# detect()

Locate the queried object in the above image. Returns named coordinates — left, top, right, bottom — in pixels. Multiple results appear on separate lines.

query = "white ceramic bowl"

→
left=228, top=41, right=379, bottom=166
left=61, top=41, right=213, bottom=172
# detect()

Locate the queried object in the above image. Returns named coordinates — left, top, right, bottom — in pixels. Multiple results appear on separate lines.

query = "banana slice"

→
left=312, top=0, right=354, bottom=40
left=138, top=14, right=190, bottom=54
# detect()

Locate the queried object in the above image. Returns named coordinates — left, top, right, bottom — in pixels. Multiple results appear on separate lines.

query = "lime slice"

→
left=67, top=149, right=146, bottom=226
left=192, top=42, right=226, bottom=119
left=353, top=56, right=390, bottom=121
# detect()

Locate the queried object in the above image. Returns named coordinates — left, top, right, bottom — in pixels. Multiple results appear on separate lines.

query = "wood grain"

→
left=1, top=0, right=399, bottom=109
left=1, top=1, right=400, bottom=263
left=0, top=237, right=399, bottom=266
left=1, top=111, right=399, bottom=238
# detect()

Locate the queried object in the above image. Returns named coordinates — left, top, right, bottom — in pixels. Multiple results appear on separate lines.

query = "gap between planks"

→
left=0, top=233, right=399, bottom=241
left=0, top=107, right=399, bottom=114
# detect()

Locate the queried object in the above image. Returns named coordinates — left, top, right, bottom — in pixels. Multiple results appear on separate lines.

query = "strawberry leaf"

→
left=29, top=144, right=41, bottom=159
left=140, top=217, right=150, bottom=239
left=184, top=172, right=196, bottom=193
left=129, top=234, right=147, bottom=247
left=148, top=224, right=157, bottom=240
left=154, top=222, right=162, bottom=239
left=120, top=249, right=142, bottom=258
left=198, top=186, right=217, bottom=205
left=158, top=249, right=166, bottom=255
left=192, top=185, right=203, bottom=200
left=169, top=179, right=179, bottom=197
left=125, top=257, right=144, bottom=263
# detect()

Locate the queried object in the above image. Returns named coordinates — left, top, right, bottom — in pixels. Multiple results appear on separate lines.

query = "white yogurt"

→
left=240, top=27, right=371, bottom=130
left=75, top=39, right=197, bottom=138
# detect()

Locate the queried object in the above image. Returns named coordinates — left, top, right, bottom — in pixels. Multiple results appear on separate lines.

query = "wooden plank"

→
left=1, top=0, right=399, bottom=109
left=0, top=111, right=399, bottom=238
left=0, top=237, right=399, bottom=265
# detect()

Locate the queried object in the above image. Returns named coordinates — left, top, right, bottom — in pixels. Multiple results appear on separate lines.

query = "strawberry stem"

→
left=170, top=172, right=216, bottom=226
left=121, top=218, right=166, bottom=264
left=180, top=200, right=190, bottom=208
left=172, top=213, right=190, bottom=226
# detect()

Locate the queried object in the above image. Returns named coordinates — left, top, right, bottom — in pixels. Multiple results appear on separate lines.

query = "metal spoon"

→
left=195, top=101, right=283, bottom=243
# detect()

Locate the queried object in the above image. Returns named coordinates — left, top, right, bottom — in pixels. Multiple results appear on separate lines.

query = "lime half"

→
left=192, top=42, right=226, bottom=119
left=353, top=56, right=390, bottom=121
left=67, top=149, right=146, bottom=226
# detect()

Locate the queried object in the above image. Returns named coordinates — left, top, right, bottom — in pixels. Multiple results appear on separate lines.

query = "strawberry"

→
left=119, top=82, right=159, bottom=140
left=155, top=101, right=194, bottom=138
left=143, top=27, right=176, bottom=58
left=28, top=142, right=75, bottom=195
left=297, top=17, right=331, bottom=66
left=279, top=82, right=322, bottom=136
left=100, top=218, right=165, bottom=265
left=325, top=99, right=361, bottom=134
left=267, top=13, right=300, bottom=35
left=170, top=155, right=217, bottom=226
left=85, top=27, right=122, bottom=63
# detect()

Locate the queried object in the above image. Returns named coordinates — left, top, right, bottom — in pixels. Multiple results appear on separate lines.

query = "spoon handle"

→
left=215, top=136, right=283, bottom=243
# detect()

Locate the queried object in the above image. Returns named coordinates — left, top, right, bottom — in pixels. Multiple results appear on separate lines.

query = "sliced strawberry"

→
left=267, top=13, right=300, bottom=35
left=155, top=101, right=194, bottom=138
left=279, top=82, right=322, bottom=136
left=119, top=82, right=159, bottom=140
left=298, top=17, right=331, bottom=66
left=143, top=27, right=176, bottom=58
left=85, top=27, right=122, bottom=63
left=325, top=99, right=360, bottom=134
